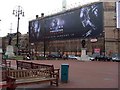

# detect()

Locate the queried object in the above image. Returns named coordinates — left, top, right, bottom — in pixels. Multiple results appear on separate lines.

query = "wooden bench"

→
left=2, top=60, right=60, bottom=89
left=16, top=60, right=59, bottom=78
left=1, top=67, right=59, bottom=90
left=9, top=68, right=59, bottom=89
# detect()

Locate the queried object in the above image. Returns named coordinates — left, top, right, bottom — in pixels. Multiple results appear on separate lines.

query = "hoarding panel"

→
left=29, top=20, right=43, bottom=42
left=44, top=2, right=103, bottom=40
left=29, top=2, right=103, bottom=42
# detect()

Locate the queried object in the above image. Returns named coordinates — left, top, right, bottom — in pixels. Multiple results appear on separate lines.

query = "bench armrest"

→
left=6, top=76, right=16, bottom=83
left=54, top=68, right=60, bottom=71
left=51, top=68, right=60, bottom=79
left=54, top=68, right=60, bottom=75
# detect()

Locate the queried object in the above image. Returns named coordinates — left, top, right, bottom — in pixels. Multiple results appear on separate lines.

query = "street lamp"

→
left=12, top=6, right=24, bottom=55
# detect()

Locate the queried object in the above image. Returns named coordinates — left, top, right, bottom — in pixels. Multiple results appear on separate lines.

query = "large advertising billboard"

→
left=29, top=20, right=44, bottom=42
left=29, top=2, right=103, bottom=42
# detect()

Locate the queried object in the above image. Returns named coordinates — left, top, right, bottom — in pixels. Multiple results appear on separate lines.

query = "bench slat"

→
left=15, top=77, right=56, bottom=85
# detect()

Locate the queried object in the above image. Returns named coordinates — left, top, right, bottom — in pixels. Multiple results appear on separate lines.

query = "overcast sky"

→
left=0, top=0, right=99, bottom=37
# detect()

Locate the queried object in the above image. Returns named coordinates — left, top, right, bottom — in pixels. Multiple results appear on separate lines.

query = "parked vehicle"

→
left=89, top=53, right=100, bottom=61
left=47, top=54, right=62, bottom=58
left=68, top=55, right=80, bottom=60
left=95, top=55, right=111, bottom=61
left=111, top=53, right=120, bottom=62
left=89, top=55, right=95, bottom=61
left=104, top=56, right=112, bottom=61
left=89, top=53, right=111, bottom=61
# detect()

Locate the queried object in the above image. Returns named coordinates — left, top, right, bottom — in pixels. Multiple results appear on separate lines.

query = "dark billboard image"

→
left=29, top=2, right=103, bottom=42
left=29, top=20, right=44, bottom=42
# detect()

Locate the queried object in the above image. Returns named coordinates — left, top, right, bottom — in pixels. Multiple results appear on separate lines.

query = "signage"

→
left=94, top=48, right=100, bottom=54
left=90, top=38, right=97, bottom=42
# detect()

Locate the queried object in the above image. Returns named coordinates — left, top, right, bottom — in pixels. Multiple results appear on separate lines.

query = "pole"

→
left=118, top=28, right=120, bottom=53
left=43, top=19, right=46, bottom=58
left=104, top=31, right=105, bottom=56
left=41, top=13, right=46, bottom=58
left=44, top=36, right=46, bottom=58
left=16, top=14, right=20, bottom=56
left=13, top=5, right=24, bottom=57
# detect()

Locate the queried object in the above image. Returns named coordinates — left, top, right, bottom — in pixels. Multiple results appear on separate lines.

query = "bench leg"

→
left=56, top=79, right=58, bottom=86
left=50, top=79, right=58, bottom=86
left=6, top=77, right=16, bottom=90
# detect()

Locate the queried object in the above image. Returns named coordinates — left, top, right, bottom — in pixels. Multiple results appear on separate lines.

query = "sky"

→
left=0, top=0, right=99, bottom=37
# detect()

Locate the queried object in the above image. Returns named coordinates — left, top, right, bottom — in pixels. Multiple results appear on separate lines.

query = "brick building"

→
left=2, top=32, right=29, bottom=55
left=2, top=2, right=120, bottom=56
left=29, top=2, right=120, bottom=56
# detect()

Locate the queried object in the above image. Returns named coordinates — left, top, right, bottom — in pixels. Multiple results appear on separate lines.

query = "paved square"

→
left=9, top=60, right=118, bottom=88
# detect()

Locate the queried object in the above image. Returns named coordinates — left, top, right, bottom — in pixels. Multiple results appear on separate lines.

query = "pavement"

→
left=7, top=59, right=119, bottom=89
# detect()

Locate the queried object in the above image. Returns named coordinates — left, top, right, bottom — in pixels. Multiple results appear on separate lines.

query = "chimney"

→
left=41, top=13, right=44, bottom=17
left=62, top=0, right=67, bottom=11
left=36, top=15, right=39, bottom=19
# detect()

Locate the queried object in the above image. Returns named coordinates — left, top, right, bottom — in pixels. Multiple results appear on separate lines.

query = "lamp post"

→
left=41, top=13, right=46, bottom=58
left=13, top=6, right=24, bottom=55
left=103, top=30, right=105, bottom=56
left=118, top=29, right=120, bottom=53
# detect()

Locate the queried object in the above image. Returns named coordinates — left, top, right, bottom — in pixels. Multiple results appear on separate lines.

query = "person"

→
left=26, top=54, right=30, bottom=60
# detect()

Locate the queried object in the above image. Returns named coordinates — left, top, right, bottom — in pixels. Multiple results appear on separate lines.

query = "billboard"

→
left=29, top=2, right=103, bottom=42
left=29, top=20, right=44, bottom=42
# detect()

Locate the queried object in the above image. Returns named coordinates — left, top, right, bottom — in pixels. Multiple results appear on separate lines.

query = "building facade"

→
left=2, top=32, right=29, bottom=55
left=29, top=2, right=119, bottom=56
left=103, top=2, right=120, bottom=55
left=2, top=2, right=120, bottom=56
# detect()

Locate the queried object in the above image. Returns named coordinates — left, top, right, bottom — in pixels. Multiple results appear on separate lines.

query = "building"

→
left=104, top=2, right=120, bottom=55
left=2, top=2, right=120, bottom=57
left=28, top=2, right=119, bottom=56
left=2, top=32, right=29, bottom=55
